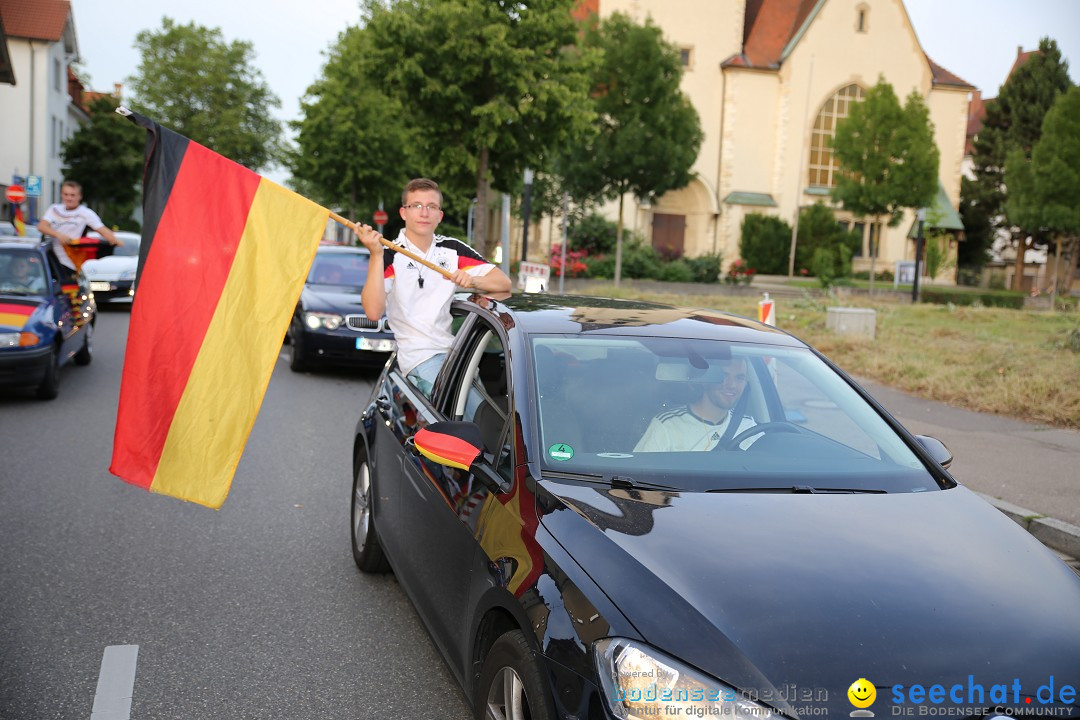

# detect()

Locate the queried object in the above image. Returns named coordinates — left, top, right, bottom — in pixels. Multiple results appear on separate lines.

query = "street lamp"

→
left=521, top=168, right=534, bottom=262
left=912, top=208, right=925, bottom=303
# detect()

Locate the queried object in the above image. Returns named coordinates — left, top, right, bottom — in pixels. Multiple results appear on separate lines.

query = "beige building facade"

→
left=580, top=0, right=971, bottom=280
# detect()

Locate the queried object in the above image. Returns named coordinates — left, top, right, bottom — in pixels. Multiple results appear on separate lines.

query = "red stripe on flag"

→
left=111, top=142, right=260, bottom=490
left=458, top=256, right=487, bottom=270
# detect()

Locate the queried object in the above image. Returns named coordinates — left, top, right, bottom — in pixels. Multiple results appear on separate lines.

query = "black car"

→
left=351, top=294, right=1080, bottom=720
left=288, top=245, right=395, bottom=371
left=0, top=238, right=96, bottom=398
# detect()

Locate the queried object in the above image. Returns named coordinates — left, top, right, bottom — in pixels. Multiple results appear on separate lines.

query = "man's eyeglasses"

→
left=403, top=202, right=442, bottom=213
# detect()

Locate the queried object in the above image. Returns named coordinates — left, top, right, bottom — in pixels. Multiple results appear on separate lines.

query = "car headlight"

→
left=120, top=269, right=136, bottom=280
left=0, top=331, right=41, bottom=347
left=594, top=638, right=783, bottom=720
left=303, top=312, right=343, bottom=330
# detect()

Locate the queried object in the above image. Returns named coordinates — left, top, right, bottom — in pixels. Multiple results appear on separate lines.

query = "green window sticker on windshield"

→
left=548, top=443, right=574, bottom=461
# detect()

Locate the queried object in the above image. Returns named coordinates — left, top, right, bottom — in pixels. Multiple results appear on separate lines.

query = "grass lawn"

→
left=564, top=285, right=1080, bottom=430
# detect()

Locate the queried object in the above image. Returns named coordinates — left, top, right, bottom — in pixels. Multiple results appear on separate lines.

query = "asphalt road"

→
left=0, top=310, right=473, bottom=720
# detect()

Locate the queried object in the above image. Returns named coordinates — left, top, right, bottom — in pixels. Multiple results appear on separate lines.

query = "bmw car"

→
left=287, top=244, right=395, bottom=372
left=0, top=238, right=96, bottom=399
left=81, top=231, right=141, bottom=305
left=350, top=293, right=1080, bottom=720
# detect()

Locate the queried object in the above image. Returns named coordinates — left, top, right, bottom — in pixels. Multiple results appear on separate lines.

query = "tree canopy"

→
left=360, top=0, right=595, bottom=255
left=831, top=77, right=938, bottom=287
left=288, top=26, right=419, bottom=222
left=61, top=95, right=145, bottom=230
left=1005, top=85, right=1080, bottom=293
left=561, top=11, right=702, bottom=283
left=128, top=18, right=283, bottom=171
left=966, top=37, right=1071, bottom=288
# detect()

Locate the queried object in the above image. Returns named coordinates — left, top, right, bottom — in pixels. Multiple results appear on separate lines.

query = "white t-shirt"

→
left=634, top=406, right=757, bottom=452
left=42, top=203, right=104, bottom=270
left=382, top=231, right=495, bottom=375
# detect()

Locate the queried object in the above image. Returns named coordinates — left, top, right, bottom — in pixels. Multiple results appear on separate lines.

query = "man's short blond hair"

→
left=402, top=178, right=441, bottom=206
left=61, top=180, right=83, bottom=193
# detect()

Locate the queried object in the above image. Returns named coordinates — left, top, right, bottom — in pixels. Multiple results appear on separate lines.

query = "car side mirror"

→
left=915, top=434, right=953, bottom=469
left=413, top=421, right=510, bottom=494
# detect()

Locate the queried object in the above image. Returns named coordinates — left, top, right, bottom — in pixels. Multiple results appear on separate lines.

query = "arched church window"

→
left=808, top=84, right=865, bottom=188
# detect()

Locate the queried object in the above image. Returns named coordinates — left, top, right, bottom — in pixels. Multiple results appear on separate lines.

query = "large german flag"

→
left=110, top=111, right=328, bottom=508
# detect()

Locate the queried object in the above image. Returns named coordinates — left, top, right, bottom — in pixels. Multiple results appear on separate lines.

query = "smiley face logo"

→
left=848, top=678, right=876, bottom=709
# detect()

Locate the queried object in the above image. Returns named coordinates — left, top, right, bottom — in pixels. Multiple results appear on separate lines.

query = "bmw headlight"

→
left=0, top=331, right=19, bottom=347
left=0, top=331, right=41, bottom=347
left=120, top=269, right=136, bottom=280
left=303, top=312, right=343, bottom=330
left=594, top=638, right=782, bottom=720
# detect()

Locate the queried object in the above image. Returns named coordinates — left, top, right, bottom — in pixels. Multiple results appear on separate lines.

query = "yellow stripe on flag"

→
left=151, top=179, right=327, bottom=507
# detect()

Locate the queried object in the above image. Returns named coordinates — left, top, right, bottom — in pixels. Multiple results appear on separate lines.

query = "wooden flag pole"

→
left=328, top=211, right=454, bottom=281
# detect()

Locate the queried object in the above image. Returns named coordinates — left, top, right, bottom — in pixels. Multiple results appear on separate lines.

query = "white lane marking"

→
left=90, top=645, right=139, bottom=720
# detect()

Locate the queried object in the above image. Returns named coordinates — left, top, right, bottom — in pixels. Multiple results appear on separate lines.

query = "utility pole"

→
left=521, top=168, right=534, bottom=262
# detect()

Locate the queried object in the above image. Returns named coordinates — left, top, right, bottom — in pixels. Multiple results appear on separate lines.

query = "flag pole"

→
left=328, top=210, right=454, bottom=280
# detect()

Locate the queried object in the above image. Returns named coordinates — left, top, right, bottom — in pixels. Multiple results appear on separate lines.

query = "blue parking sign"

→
left=25, top=175, right=42, bottom=196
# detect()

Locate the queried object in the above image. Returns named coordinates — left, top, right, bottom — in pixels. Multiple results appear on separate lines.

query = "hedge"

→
left=920, top=287, right=1026, bottom=309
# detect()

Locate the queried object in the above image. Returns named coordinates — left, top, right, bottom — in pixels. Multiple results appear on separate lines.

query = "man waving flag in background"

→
left=110, top=109, right=330, bottom=509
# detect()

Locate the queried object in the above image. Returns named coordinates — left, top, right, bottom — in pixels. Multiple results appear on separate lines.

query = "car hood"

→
left=0, top=295, right=45, bottom=327
left=301, top=286, right=364, bottom=312
left=538, top=481, right=1080, bottom=716
left=82, top=256, right=137, bottom=278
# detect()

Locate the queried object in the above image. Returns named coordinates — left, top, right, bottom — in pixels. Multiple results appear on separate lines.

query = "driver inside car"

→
left=1, top=254, right=47, bottom=294
left=634, top=356, right=757, bottom=452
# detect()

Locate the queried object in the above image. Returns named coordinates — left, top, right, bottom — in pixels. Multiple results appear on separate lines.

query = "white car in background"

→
left=81, top=231, right=141, bottom=305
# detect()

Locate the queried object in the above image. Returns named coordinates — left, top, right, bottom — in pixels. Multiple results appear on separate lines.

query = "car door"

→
left=42, top=250, right=81, bottom=357
left=394, top=312, right=513, bottom=676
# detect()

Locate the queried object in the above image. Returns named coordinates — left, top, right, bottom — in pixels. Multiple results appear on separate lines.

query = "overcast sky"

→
left=71, top=0, right=1079, bottom=178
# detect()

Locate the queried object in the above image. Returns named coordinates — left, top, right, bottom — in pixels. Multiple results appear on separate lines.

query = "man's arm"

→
left=93, top=225, right=119, bottom=246
left=453, top=266, right=512, bottom=293
left=353, top=222, right=388, bottom=319
left=37, top=218, right=72, bottom=246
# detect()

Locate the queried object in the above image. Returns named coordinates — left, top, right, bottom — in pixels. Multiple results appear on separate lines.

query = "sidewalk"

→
left=856, top=376, right=1080, bottom=563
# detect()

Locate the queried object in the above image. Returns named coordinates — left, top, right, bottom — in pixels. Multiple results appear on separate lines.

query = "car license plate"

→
left=90, top=281, right=112, bottom=292
left=356, top=338, right=395, bottom=352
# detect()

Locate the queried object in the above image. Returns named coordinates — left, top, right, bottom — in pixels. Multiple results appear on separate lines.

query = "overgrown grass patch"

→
left=565, top=286, right=1080, bottom=429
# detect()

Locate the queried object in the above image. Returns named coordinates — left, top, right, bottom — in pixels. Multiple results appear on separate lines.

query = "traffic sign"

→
left=5, top=184, right=26, bottom=204
left=25, top=175, right=42, bottom=196
left=373, top=209, right=389, bottom=225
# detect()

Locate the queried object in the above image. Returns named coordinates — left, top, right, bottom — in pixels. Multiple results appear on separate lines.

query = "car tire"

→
left=36, top=346, right=61, bottom=400
left=289, top=319, right=308, bottom=372
left=475, top=630, right=555, bottom=720
left=351, top=456, right=390, bottom=573
left=74, top=322, right=93, bottom=366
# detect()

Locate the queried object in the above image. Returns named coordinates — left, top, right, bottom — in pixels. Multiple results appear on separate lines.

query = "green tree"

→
left=1005, top=86, right=1080, bottom=297
left=128, top=18, right=283, bottom=171
left=361, top=0, right=595, bottom=256
left=739, top=214, right=791, bottom=275
left=562, top=12, right=703, bottom=284
left=795, top=203, right=860, bottom=277
left=61, top=95, right=145, bottom=230
left=289, top=26, right=419, bottom=222
left=968, top=37, right=1071, bottom=289
left=831, top=77, right=939, bottom=292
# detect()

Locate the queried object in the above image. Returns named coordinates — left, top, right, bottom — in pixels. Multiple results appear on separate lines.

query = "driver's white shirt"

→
left=634, top=407, right=757, bottom=452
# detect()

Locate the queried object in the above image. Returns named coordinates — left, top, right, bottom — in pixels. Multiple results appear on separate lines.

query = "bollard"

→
left=758, top=292, right=776, bottom=326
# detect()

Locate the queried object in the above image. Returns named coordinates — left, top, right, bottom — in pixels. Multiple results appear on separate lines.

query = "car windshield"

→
left=531, top=335, right=938, bottom=493
left=0, top=250, right=48, bottom=297
left=307, top=253, right=369, bottom=288
left=114, top=237, right=141, bottom=257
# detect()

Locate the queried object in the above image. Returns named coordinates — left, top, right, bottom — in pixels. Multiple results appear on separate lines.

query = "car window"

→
left=114, top=237, right=141, bottom=257
left=452, top=322, right=512, bottom=481
left=0, top=250, right=48, bottom=296
left=531, top=335, right=938, bottom=493
left=307, top=253, right=370, bottom=288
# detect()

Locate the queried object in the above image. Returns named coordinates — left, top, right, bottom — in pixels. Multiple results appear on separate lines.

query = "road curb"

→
left=976, top=491, right=1080, bottom=559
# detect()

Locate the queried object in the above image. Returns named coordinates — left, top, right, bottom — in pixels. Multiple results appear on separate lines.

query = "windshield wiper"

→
left=541, top=470, right=683, bottom=492
left=707, top=485, right=887, bottom=494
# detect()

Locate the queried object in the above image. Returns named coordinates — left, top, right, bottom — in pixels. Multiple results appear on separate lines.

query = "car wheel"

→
left=36, top=346, right=61, bottom=400
left=351, top=457, right=389, bottom=573
left=289, top=319, right=308, bottom=372
left=475, top=630, right=554, bottom=720
left=74, top=321, right=93, bottom=366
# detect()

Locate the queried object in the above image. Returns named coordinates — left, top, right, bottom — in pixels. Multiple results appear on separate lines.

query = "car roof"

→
left=316, top=244, right=370, bottom=255
left=0, top=238, right=46, bottom=251
left=471, top=293, right=808, bottom=348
